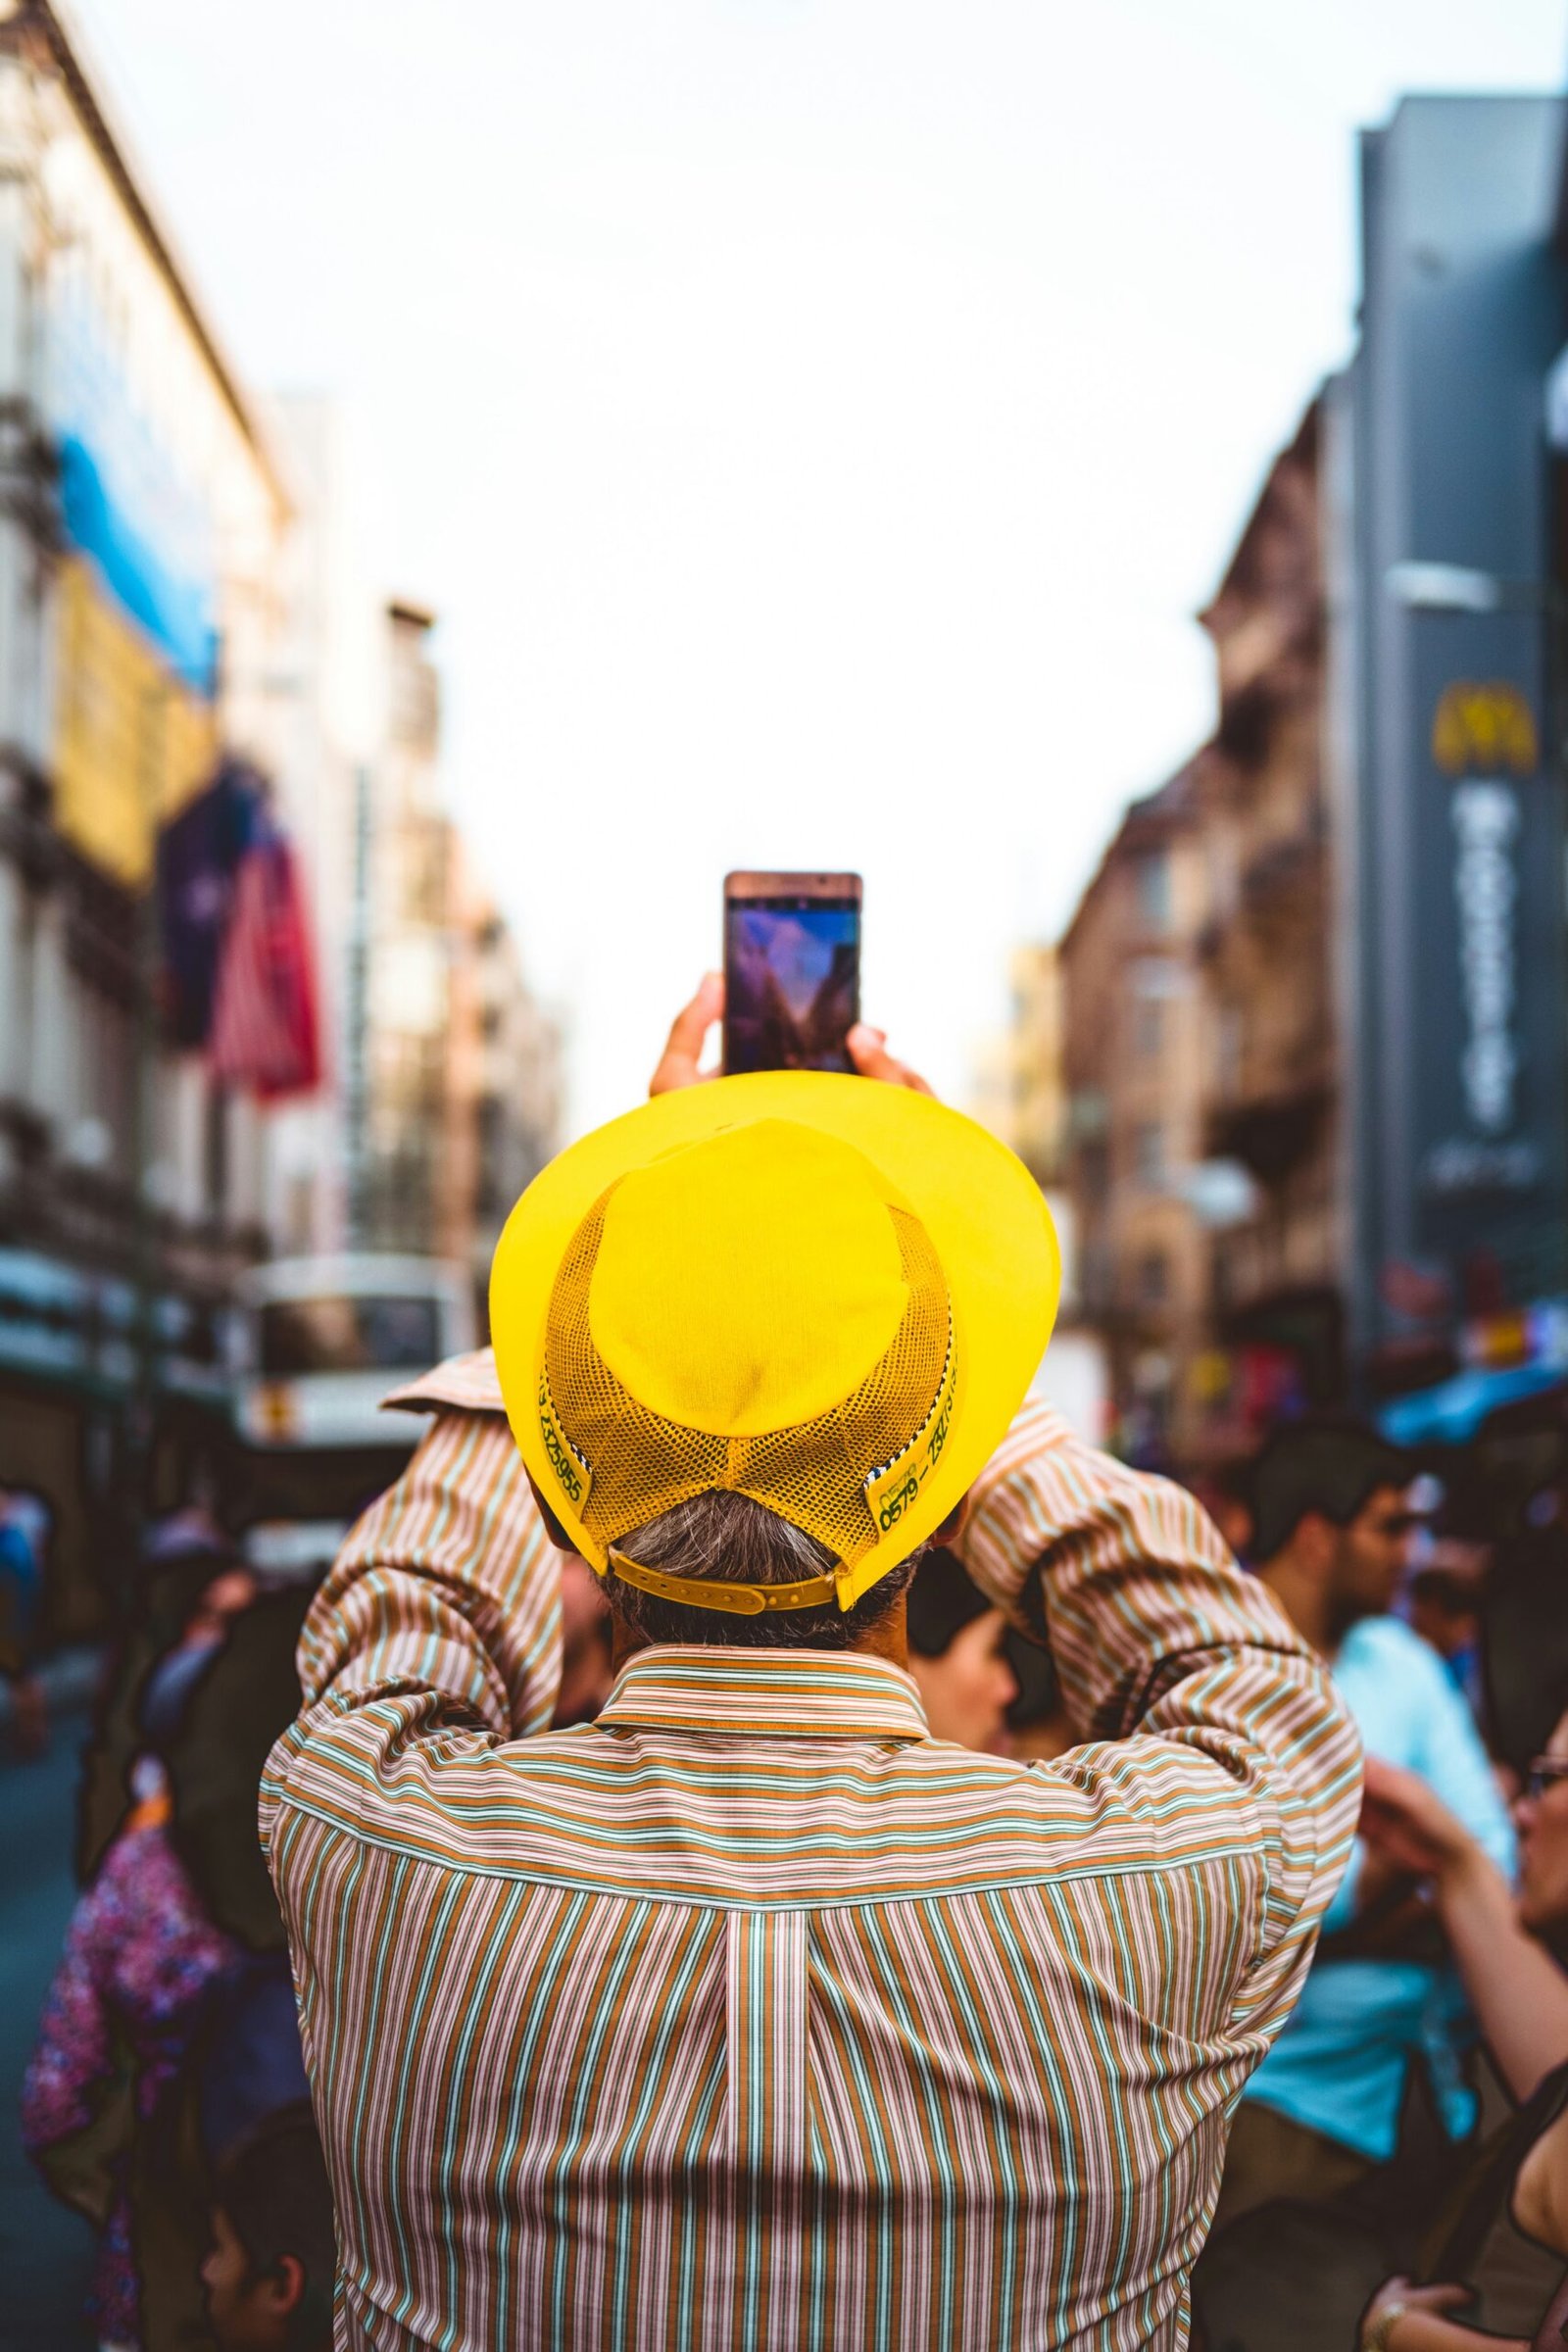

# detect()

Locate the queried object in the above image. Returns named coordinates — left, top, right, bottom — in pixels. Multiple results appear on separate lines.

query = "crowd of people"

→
left=12, top=985, right=1568, bottom=2350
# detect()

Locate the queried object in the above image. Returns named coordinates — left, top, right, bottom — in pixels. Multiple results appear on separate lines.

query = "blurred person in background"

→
left=904, top=1544, right=1018, bottom=1753
left=1406, top=1543, right=1489, bottom=1724
left=1189, top=1459, right=1255, bottom=1566
left=1206, top=1420, right=1514, bottom=2236
left=201, top=2104, right=335, bottom=2352
left=1349, top=1697, right=1568, bottom=2350
left=1480, top=1526, right=1568, bottom=1801
left=0, top=1477, right=52, bottom=1756
left=22, top=1552, right=316, bottom=2350
left=22, top=1706, right=243, bottom=2350
left=78, top=1506, right=241, bottom=1884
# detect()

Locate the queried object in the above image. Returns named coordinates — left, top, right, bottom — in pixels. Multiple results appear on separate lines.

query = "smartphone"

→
left=722, top=871, right=862, bottom=1075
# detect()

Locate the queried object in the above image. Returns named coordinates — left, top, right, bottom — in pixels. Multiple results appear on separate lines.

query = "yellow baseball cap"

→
left=490, top=1071, right=1059, bottom=1613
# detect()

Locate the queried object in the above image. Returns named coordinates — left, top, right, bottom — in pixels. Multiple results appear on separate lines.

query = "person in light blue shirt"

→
left=1209, top=1421, right=1515, bottom=2231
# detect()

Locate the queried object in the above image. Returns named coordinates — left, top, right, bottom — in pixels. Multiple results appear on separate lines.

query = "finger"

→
left=1409, top=2284, right=1475, bottom=2315
left=847, top=1023, right=935, bottom=1095
left=650, top=973, right=724, bottom=1097
left=1363, top=2278, right=1408, bottom=2328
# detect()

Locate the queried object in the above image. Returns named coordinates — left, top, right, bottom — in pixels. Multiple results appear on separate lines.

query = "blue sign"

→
left=50, top=286, right=218, bottom=695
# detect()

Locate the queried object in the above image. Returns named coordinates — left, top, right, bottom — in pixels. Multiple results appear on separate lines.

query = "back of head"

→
left=214, top=2103, right=335, bottom=2352
left=607, top=1491, right=920, bottom=1650
left=1249, top=1418, right=1408, bottom=1567
left=1483, top=1532, right=1568, bottom=1774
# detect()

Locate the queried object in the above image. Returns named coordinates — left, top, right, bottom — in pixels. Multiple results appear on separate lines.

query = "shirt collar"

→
left=599, top=1645, right=932, bottom=1742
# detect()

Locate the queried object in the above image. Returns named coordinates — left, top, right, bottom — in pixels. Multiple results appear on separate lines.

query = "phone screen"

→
left=723, top=890, right=861, bottom=1074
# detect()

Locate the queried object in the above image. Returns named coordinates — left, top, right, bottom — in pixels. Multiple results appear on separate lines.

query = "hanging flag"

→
left=209, top=819, right=323, bottom=1100
left=156, top=760, right=264, bottom=1046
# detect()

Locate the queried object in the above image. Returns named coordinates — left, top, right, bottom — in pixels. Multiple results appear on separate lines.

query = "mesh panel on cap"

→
left=544, top=1183, right=951, bottom=1564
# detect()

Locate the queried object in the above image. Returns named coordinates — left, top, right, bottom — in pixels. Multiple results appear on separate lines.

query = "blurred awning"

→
left=1378, top=1359, right=1568, bottom=1447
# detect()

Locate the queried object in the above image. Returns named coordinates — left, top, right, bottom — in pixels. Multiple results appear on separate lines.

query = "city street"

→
left=6, top=4, right=1568, bottom=2347
left=1, top=1711, right=102, bottom=2352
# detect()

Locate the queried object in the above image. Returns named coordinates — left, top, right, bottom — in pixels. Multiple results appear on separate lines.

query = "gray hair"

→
left=606, top=1489, right=919, bottom=1651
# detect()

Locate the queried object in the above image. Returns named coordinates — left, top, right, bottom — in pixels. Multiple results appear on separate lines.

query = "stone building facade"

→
left=1056, top=401, right=1336, bottom=1465
left=1196, top=402, right=1341, bottom=1446
left=0, top=2, right=297, bottom=1624
left=358, top=601, right=561, bottom=1321
left=1058, top=760, right=1214, bottom=1462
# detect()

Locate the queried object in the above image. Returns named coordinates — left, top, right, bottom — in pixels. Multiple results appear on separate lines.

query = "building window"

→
left=1133, top=1121, right=1167, bottom=1189
left=1081, top=1242, right=1112, bottom=1315
left=1137, top=854, right=1171, bottom=933
left=1137, top=1250, right=1169, bottom=1306
left=1077, top=1141, right=1109, bottom=1200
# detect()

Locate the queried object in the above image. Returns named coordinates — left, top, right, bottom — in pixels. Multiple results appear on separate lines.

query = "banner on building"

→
left=155, top=764, right=322, bottom=1099
left=208, top=818, right=322, bottom=1100
left=47, top=281, right=220, bottom=886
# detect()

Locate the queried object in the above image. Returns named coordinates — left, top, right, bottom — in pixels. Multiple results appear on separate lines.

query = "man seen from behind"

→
left=261, top=996, right=1361, bottom=2350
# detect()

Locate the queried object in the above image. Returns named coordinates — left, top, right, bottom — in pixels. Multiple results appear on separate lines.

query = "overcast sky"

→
left=74, top=0, right=1568, bottom=1131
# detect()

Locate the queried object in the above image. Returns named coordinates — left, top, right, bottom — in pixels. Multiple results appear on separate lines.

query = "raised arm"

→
left=1361, top=1756, right=1568, bottom=2102
left=956, top=1396, right=1363, bottom=2012
left=260, top=1400, right=560, bottom=1859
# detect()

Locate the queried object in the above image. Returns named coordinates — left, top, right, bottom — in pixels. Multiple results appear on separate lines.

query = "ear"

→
left=1295, top=1510, right=1339, bottom=1577
left=261, top=2253, right=306, bottom=2318
left=932, top=1491, right=972, bottom=1547
left=525, top=1471, right=587, bottom=1560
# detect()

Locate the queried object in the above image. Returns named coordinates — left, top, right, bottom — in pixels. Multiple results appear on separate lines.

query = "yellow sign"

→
left=1431, top=681, right=1538, bottom=777
left=1190, top=1349, right=1233, bottom=1404
left=51, top=557, right=217, bottom=886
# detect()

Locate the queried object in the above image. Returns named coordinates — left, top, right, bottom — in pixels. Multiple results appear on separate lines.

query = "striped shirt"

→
left=263, top=1365, right=1360, bottom=2350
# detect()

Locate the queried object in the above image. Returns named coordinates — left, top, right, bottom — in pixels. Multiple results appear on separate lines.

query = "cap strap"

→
left=605, top=1546, right=839, bottom=1616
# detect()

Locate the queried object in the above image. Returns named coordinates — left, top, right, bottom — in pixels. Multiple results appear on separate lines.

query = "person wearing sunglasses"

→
left=1200, top=1420, right=1515, bottom=2241
left=1350, top=1704, right=1568, bottom=2348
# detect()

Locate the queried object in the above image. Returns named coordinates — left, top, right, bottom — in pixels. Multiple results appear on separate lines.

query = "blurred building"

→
left=1196, top=403, right=1341, bottom=1447
left=1058, top=760, right=1212, bottom=1461
left=993, top=946, right=1065, bottom=1184
left=976, top=945, right=1110, bottom=1444
left=0, top=15, right=557, bottom=1637
left=262, top=392, right=376, bottom=1261
left=1050, top=92, right=1568, bottom=1464
left=1331, top=95, right=1568, bottom=1440
left=1054, top=404, right=1335, bottom=1462
left=447, top=845, right=562, bottom=1316
left=0, top=0, right=297, bottom=1628
left=355, top=602, right=560, bottom=1321
left=357, top=601, right=450, bottom=1256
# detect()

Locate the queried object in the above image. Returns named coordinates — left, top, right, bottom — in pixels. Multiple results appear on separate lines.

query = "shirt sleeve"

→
left=955, top=1396, right=1363, bottom=2023
left=260, top=1405, right=562, bottom=1861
